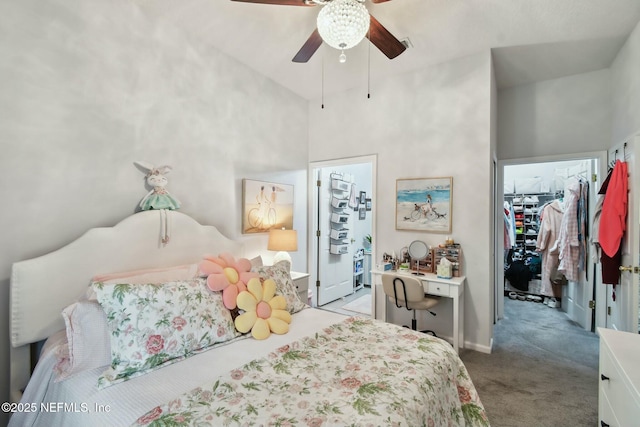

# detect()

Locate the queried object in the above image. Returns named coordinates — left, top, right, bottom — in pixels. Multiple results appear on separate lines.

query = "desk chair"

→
left=382, top=273, right=439, bottom=336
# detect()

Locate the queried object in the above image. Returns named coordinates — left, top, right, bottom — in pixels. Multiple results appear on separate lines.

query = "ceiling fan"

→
left=230, top=0, right=407, bottom=63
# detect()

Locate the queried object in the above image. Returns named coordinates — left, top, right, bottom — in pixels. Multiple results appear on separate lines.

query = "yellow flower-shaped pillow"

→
left=234, top=277, right=291, bottom=340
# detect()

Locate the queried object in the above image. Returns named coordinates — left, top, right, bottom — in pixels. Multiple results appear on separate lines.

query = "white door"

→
left=316, top=168, right=354, bottom=306
left=563, top=160, right=597, bottom=330
left=605, top=138, right=639, bottom=332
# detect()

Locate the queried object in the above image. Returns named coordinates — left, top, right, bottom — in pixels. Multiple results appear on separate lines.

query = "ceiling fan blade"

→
left=230, top=0, right=313, bottom=6
left=366, top=14, right=406, bottom=60
left=370, top=0, right=393, bottom=3
left=292, top=28, right=323, bottom=63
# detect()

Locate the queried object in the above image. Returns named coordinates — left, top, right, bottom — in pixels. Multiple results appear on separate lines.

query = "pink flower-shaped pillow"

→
left=198, top=253, right=258, bottom=310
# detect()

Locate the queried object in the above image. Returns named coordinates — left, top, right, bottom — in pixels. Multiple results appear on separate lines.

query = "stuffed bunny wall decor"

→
left=134, top=161, right=181, bottom=211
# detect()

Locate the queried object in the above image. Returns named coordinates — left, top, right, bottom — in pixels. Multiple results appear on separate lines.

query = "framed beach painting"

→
left=396, top=177, right=452, bottom=233
left=242, top=179, right=294, bottom=234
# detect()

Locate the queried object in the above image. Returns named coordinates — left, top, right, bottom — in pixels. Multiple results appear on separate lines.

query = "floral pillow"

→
left=253, top=261, right=307, bottom=314
left=93, top=277, right=240, bottom=388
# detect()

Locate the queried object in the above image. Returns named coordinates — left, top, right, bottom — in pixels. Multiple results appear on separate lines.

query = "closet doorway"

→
left=308, top=155, right=376, bottom=307
left=496, top=151, right=607, bottom=332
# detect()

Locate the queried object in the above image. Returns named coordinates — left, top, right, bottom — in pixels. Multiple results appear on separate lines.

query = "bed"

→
left=9, top=210, right=489, bottom=427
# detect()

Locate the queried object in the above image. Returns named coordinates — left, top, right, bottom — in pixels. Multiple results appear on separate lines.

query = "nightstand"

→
left=290, top=271, right=310, bottom=304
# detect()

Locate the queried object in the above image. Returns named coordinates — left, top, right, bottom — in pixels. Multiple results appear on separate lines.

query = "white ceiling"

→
left=138, top=0, right=640, bottom=100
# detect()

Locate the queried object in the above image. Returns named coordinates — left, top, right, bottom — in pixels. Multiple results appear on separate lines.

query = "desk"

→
left=371, top=270, right=465, bottom=354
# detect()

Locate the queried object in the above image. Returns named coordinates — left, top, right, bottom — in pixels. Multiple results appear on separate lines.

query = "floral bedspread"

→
left=132, top=317, right=489, bottom=427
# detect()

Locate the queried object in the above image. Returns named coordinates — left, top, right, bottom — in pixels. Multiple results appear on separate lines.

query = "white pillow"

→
left=57, top=300, right=111, bottom=381
left=92, top=263, right=198, bottom=284
left=86, top=263, right=199, bottom=300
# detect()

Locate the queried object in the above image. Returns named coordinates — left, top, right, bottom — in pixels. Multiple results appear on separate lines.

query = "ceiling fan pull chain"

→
left=321, top=56, right=325, bottom=109
left=367, top=26, right=371, bottom=99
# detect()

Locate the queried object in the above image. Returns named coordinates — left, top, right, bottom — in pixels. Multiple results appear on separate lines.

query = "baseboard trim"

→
left=463, top=339, right=493, bottom=354
left=431, top=335, right=493, bottom=354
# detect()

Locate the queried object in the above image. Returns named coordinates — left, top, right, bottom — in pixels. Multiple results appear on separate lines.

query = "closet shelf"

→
left=504, top=192, right=556, bottom=197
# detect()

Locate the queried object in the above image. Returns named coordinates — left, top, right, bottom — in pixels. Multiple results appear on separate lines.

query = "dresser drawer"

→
left=425, top=281, right=452, bottom=297
left=599, top=345, right=626, bottom=426
left=599, top=329, right=640, bottom=426
left=598, top=391, right=620, bottom=427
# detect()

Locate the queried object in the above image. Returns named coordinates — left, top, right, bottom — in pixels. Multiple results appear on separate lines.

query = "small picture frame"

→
left=359, top=191, right=366, bottom=204
left=359, top=207, right=366, bottom=220
left=365, top=198, right=371, bottom=211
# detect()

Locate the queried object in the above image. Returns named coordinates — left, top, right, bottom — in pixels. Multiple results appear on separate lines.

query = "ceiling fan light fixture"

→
left=317, top=0, right=370, bottom=52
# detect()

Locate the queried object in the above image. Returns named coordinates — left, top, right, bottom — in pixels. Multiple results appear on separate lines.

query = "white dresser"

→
left=598, top=327, right=640, bottom=427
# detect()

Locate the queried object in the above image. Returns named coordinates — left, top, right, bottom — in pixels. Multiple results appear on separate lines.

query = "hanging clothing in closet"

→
left=503, top=201, right=516, bottom=250
left=590, top=186, right=605, bottom=264
left=536, top=200, right=564, bottom=297
left=591, top=163, right=613, bottom=266
left=557, top=178, right=589, bottom=282
left=591, top=173, right=616, bottom=283
left=576, top=179, right=589, bottom=275
left=598, top=160, right=628, bottom=285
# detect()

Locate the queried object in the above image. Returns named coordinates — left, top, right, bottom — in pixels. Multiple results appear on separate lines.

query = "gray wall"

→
left=0, top=0, right=308, bottom=418
left=611, top=17, right=640, bottom=144
left=309, top=52, right=495, bottom=352
left=497, top=69, right=612, bottom=160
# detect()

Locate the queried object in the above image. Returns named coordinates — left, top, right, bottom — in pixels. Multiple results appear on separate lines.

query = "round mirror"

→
left=408, top=240, right=429, bottom=260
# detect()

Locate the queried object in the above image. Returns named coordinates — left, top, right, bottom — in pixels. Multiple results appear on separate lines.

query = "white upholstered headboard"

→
left=10, top=210, right=244, bottom=402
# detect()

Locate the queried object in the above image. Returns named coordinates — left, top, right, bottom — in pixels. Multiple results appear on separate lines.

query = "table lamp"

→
left=268, top=228, right=298, bottom=265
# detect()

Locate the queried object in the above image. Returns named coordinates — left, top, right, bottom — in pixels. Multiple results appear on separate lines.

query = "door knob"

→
left=619, top=265, right=637, bottom=273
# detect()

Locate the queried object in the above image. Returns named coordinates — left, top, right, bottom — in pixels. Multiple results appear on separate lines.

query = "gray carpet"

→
left=460, top=297, right=599, bottom=427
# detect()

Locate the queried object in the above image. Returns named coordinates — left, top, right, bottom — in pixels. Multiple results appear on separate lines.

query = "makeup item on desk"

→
left=436, top=257, right=452, bottom=279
